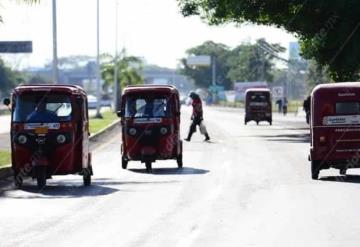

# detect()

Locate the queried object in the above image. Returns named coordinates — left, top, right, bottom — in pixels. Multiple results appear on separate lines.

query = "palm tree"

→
left=1, top=0, right=40, bottom=22
left=101, top=51, right=144, bottom=93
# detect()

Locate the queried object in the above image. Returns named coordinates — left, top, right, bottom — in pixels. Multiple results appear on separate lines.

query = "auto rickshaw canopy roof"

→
left=123, top=85, right=179, bottom=96
left=13, top=84, right=87, bottom=96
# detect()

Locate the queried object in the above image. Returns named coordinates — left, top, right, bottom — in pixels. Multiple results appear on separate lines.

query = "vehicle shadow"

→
left=260, top=133, right=310, bottom=143
left=129, top=167, right=209, bottom=175
left=0, top=178, right=181, bottom=198
left=1, top=183, right=119, bottom=199
left=320, top=175, right=360, bottom=184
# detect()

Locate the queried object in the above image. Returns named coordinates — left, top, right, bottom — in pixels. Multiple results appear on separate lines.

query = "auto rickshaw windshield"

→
left=335, top=102, right=360, bottom=114
left=13, top=93, right=73, bottom=123
left=125, top=96, right=171, bottom=118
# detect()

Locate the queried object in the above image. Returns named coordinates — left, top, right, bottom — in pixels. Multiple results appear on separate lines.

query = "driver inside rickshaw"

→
left=26, top=100, right=59, bottom=123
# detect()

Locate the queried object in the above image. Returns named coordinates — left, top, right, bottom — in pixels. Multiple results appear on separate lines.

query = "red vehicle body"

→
left=244, top=88, right=272, bottom=125
left=3, top=85, right=92, bottom=188
left=309, top=82, right=360, bottom=179
left=118, top=85, right=183, bottom=172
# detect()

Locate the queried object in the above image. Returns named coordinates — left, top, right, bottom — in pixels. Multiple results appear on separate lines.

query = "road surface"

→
left=1, top=106, right=360, bottom=247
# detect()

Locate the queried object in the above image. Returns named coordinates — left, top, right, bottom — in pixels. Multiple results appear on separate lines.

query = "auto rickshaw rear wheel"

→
left=340, top=168, right=347, bottom=175
left=145, top=161, right=152, bottom=173
left=311, top=160, right=320, bottom=180
left=122, top=156, right=128, bottom=169
left=177, top=154, right=183, bottom=169
left=14, top=174, right=23, bottom=188
left=256, top=121, right=259, bottom=125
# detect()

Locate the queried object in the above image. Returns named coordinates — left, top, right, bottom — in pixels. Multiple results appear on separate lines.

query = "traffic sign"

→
left=187, top=55, right=211, bottom=66
left=0, top=41, right=33, bottom=53
left=272, top=86, right=284, bottom=98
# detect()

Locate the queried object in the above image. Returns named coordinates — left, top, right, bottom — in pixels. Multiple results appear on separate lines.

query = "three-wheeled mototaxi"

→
left=117, top=85, right=183, bottom=173
left=244, top=88, right=272, bottom=125
left=3, top=84, right=93, bottom=188
left=309, top=82, right=360, bottom=179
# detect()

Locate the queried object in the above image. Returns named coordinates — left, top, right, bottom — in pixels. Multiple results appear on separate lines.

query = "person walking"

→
left=282, top=97, right=288, bottom=116
left=185, top=92, right=210, bottom=142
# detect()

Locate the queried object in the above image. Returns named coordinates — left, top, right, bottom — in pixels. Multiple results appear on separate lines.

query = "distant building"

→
left=289, top=42, right=301, bottom=60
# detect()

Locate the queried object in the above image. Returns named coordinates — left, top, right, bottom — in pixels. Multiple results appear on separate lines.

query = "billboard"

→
left=187, top=55, right=211, bottom=66
left=234, top=82, right=268, bottom=101
left=0, top=41, right=33, bottom=53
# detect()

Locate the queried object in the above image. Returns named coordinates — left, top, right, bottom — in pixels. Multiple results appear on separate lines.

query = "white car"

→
left=87, top=95, right=98, bottom=109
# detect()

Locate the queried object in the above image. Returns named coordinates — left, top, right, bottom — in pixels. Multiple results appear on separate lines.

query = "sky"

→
left=0, top=0, right=297, bottom=69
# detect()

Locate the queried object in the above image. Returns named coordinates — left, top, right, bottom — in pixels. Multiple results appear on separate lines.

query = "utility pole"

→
left=52, top=0, right=59, bottom=84
left=113, top=0, right=120, bottom=112
left=95, top=0, right=102, bottom=118
left=212, top=56, right=217, bottom=103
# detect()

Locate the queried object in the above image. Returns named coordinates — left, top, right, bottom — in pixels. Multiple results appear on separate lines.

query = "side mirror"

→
left=116, top=111, right=123, bottom=118
left=3, top=98, right=10, bottom=106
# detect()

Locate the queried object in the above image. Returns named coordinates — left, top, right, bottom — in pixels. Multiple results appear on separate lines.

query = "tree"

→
left=180, top=41, right=232, bottom=89
left=101, top=52, right=144, bottom=93
left=178, top=0, right=360, bottom=81
left=1, top=0, right=40, bottom=22
left=306, top=60, right=332, bottom=93
left=0, top=59, right=25, bottom=97
left=227, top=39, right=285, bottom=82
left=180, top=40, right=284, bottom=89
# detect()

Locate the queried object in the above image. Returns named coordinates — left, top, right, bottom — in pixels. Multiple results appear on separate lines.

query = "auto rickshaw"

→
left=3, top=84, right=93, bottom=188
left=309, top=82, right=360, bottom=179
left=117, top=85, right=183, bottom=173
left=244, top=88, right=272, bottom=125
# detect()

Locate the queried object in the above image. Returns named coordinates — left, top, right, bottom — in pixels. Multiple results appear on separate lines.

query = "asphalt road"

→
left=1, top=106, right=360, bottom=247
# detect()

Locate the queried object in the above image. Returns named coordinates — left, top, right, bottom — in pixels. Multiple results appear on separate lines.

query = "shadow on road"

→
left=1, top=182, right=119, bottom=199
left=92, top=178, right=179, bottom=186
left=260, top=133, right=310, bottom=143
left=129, top=167, right=209, bottom=175
left=320, top=175, right=360, bottom=184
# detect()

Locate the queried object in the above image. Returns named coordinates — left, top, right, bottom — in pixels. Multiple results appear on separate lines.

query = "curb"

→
left=0, top=166, right=12, bottom=179
left=0, top=119, right=121, bottom=180
left=89, top=119, right=120, bottom=143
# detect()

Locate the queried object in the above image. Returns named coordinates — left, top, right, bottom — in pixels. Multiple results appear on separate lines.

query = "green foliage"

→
left=0, top=59, right=25, bottom=96
left=227, top=39, right=285, bottom=83
left=0, top=150, right=11, bottom=167
left=180, top=41, right=231, bottom=89
left=178, top=0, right=360, bottom=81
left=101, top=51, right=144, bottom=92
left=306, top=60, right=332, bottom=93
left=180, top=39, right=284, bottom=89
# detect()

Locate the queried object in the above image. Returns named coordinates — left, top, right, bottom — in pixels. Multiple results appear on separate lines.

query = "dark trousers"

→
left=186, top=117, right=209, bottom=140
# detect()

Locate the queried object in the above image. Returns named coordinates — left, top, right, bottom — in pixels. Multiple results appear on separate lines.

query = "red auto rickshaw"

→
left=244, top=88, right=272, bottom=125
left=3, top=84, right=93, bottom=188
left=117, top=85, right=183, bottom=173
left=309, top=82, right=360, bottom=179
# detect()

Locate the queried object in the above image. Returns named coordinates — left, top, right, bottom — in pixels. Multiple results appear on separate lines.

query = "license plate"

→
left=35, top=127, right=48, bottom=134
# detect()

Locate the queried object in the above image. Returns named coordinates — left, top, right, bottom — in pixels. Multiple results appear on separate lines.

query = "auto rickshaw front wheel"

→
left=122, top=156, right=128, bottom=169
left=311, top=160, right=321, bottom=180
left=177, top=154, right=183, bottom=169
left=145, top=161, right=152, bottom=173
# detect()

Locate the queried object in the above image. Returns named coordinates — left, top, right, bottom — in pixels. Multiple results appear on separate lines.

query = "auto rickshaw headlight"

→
left=17, top=135, right=27, bottom=144
left=128, top=128, right=137, bottom=136
left=319, top=136, right=326, bottom=143
left=160, top=127, right=168, bottom=135
left=56, top=134, right=66, bottom=144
